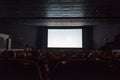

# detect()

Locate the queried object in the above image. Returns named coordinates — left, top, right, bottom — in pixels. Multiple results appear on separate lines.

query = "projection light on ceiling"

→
left=47, top=29, right=82, bottom=48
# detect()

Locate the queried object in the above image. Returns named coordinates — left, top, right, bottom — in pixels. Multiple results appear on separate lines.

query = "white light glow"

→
left=48, top=29, right=82, bottom=48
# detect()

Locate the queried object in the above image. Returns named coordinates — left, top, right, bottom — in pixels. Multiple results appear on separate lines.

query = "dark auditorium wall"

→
left=0, top=25, right=37, bottom=49
left=1, top=24, right=120, bottom=50
left=83, top=26, right=93, bottom=49
left=37, top=25, right=120, bottom=50
left=37, top=27, right=47, bottom=49
left=37, top=26, right=93, bottom=50
left=93, top=24, right=120, bottom=49
left=23, top=25, right=120, bottom=50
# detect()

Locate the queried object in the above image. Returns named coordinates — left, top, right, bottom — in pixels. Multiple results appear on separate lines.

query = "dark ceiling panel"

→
left=0, top=0, right=120, bottom=18
left=0, top=0, right=120, bottom=26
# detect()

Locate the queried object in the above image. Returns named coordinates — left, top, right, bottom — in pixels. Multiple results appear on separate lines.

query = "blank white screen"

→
left=48, top=29, right=82, bottom=48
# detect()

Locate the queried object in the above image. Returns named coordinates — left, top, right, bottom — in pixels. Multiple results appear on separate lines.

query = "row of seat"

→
left=0, top=49, right=120, bottom=80
left=0, top=59, right=43, bottom=80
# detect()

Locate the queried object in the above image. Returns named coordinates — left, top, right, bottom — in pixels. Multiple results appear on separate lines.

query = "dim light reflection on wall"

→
left=46, top=19, right=85, bottom=26
left=47, top=22, right=85, bottom=26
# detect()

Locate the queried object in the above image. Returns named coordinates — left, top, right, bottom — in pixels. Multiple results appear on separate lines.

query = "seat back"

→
left=0, top=59, right=42, bottom=80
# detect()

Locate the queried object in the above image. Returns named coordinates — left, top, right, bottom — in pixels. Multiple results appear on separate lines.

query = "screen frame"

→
left=47, top=27, right=83, bottom=49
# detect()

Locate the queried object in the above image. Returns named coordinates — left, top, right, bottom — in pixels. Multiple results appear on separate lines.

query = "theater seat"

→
left=0, top=59, right=42, bottom=80
left=51, top=59, right=120, bottom=80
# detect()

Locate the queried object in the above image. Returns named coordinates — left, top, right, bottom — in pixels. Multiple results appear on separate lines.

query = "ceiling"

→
left=0, top=0, right=120, bottom=26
